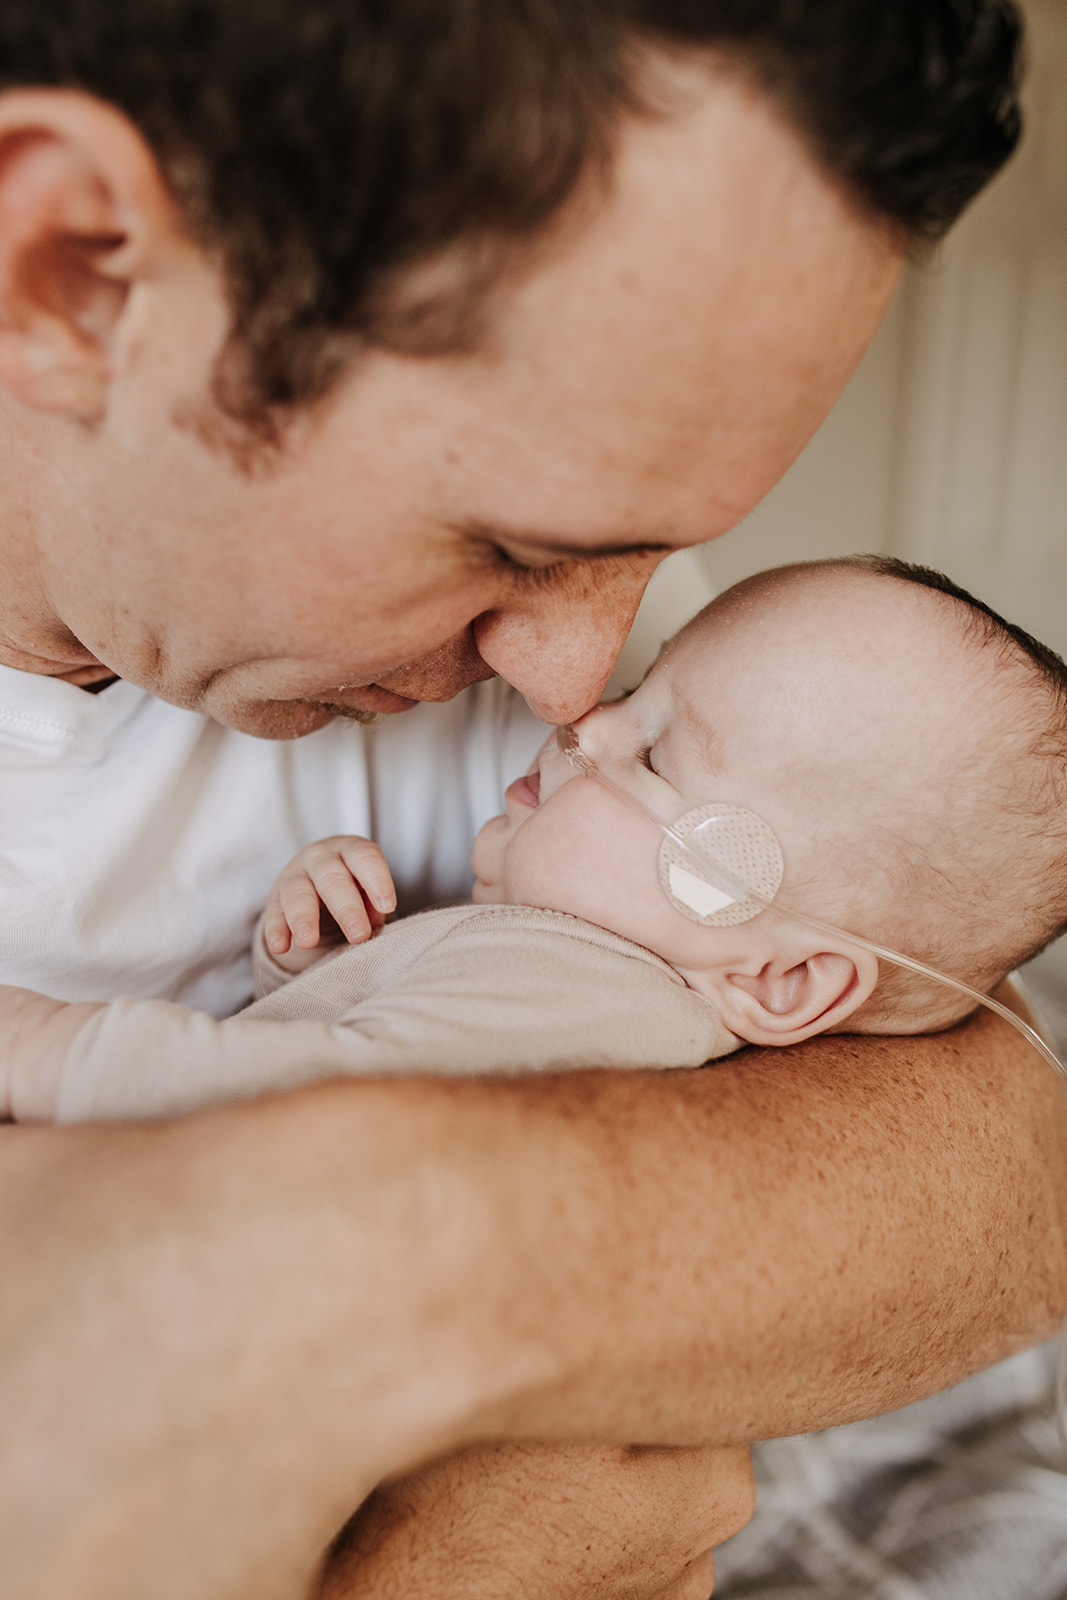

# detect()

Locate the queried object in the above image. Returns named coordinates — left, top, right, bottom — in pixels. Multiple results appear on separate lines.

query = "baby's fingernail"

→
left=373, top=894, right=395, bottom=913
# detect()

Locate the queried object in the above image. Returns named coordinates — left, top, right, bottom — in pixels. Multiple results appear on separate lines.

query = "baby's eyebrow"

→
left=678, top=696, right=719, bottom=782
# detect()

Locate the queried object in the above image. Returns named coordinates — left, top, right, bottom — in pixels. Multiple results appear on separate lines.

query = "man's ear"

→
left=0, top=89, right=180, bottom=421
left=706, top=942, right=880, bottom=1047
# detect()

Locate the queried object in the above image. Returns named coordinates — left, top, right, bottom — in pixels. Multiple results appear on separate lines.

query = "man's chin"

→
left=196, top=699, right=357, bottom=739
left=208, top=691, right=422, bottom=739
left=325, top=685, right=421, bottom=715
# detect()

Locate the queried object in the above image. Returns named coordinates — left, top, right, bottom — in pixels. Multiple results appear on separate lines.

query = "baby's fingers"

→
left=263, top=883, right=297, bottom=956
left=338, top=838, right=396, bottom=918
left=305, top=850, right=391, bottom=946
left=304, top=867, right=372, bottom=944
left=275, top=872, right=330, bottom=951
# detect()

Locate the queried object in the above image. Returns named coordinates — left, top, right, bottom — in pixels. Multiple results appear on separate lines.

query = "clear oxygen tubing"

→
left=557, top=723, right=1067, bottom=1460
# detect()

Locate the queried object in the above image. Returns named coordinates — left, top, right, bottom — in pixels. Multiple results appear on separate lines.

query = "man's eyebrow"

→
left=456, top=519, right=675, bottom=562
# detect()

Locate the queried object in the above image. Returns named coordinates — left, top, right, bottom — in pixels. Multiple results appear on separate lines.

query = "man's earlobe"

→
left=711, top=947, right=880, bottom=1047
left=0, top=91, right=176, bottom=420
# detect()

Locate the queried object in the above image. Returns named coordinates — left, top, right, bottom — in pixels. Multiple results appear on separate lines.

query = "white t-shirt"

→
left=0, top=665, right=545, bottom=1015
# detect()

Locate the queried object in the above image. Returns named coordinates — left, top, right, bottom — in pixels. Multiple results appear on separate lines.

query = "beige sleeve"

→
left=52, top=1001, right=396, bottom=1122
left=53, top=916, right=737, bottom=1123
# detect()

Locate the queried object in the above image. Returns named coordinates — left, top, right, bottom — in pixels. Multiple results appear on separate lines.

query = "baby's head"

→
left=472, top=557, right=1067, bottom=1045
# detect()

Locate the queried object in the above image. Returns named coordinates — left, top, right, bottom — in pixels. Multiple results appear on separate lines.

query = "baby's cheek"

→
left=506, top=804, right=691, bottom=952
left=471, top=814, right=510, bottom=890
left=500, top=814, right=588, bottom=914
left=502, top=804, right=647, bottom=929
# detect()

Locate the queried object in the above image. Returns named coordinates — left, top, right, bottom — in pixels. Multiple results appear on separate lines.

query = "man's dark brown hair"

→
left=0, top=1, right=1023, bottom=429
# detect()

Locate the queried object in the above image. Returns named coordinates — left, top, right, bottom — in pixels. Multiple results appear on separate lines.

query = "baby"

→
left=4, top=553, right=1067, bottom=1124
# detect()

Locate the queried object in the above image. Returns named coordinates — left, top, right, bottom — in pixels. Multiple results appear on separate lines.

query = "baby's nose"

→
left=555, top=722, right=596, bottom=774
left=563, top=704, right=617, bottom=765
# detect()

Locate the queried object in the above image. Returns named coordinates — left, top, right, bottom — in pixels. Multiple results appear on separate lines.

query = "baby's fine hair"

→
left=831, top=555, right=1067, bottom=1032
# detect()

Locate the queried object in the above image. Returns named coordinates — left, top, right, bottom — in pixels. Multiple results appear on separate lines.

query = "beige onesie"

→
left=53, top=903, right=741, bottom=1123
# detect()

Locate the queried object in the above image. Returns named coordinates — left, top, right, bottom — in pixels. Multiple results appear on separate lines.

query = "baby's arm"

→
left=11, top=994, right=450, bottom=1124
left=0, top=834, right=398, bottom=1122
left=7, top=909, right=736, bottom=1124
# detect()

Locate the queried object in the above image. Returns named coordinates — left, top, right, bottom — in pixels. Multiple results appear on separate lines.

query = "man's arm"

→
left=315, top=1441, right=753, bottom=1600
left=1, top=1007, right=1065, bottom=1599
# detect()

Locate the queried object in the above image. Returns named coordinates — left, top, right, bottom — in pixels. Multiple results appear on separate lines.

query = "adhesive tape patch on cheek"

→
left=659, top=804, right=785, bottom=926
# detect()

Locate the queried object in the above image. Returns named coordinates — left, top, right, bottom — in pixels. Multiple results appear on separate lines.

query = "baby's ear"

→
left=707, top=943, right=880, bottom=1047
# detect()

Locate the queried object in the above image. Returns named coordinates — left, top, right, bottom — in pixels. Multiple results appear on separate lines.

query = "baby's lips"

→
left=504, top=772, right=540, bottom=810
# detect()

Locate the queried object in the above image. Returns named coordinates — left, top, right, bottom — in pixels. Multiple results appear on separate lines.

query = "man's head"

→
left=472, top=559, right=1067, bottom=1044
left=0, top=3, right=1020, bottom=733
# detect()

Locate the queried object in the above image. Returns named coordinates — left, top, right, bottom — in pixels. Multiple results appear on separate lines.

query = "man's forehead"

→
left=414, top=71, right=903, bottom=528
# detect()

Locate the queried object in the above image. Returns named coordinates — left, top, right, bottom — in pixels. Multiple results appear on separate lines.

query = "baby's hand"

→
left=264, top=836, right=397, bottom=975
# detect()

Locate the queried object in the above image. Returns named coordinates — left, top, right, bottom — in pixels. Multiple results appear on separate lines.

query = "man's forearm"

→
left=1, top=1006, right=1065, bottom=1598
left=435, top=1005, right=1067, bottom=1447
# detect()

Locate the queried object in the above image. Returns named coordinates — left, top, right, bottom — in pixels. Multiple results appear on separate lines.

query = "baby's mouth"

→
left=504, top=769, right=541, bottom=810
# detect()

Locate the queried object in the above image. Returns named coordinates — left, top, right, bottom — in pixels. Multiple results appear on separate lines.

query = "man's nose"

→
left=474, top=559, right=660, bottom=724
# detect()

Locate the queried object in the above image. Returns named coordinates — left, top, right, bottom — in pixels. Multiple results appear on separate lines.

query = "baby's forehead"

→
left=682, top=565, right=985, bottom=673
left=664, top=567, right=1011, bottom=766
